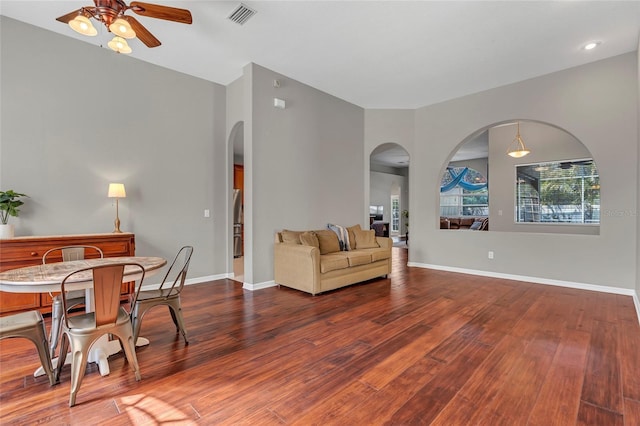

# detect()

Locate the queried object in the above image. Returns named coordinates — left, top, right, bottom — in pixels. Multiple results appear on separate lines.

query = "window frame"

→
left=514, top=157, right=600, bottom=226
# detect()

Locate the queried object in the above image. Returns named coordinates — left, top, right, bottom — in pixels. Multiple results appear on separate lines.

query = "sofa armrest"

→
left=375, top=236, right=392, bottom=249
left=274, top=243, right=321, bottom=295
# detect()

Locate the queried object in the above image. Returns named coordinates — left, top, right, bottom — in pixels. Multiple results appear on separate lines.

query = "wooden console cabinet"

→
left=0, top=233, right=135, bottom=315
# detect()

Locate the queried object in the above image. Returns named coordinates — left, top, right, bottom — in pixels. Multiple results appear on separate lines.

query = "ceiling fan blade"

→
left=130, top=2, right=192, bottom=24
left=56, top=8, right=84, bottom=24
left=126, top=16, right=161, bottom=48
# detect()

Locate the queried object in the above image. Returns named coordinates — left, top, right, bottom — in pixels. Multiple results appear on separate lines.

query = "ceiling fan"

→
left=56, top=0, right=192, bottom=53
left=559, top=159, right=593, bottom=169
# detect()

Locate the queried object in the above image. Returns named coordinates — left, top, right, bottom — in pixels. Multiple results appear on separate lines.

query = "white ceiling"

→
left=1, top=1, right=638, bottom=110
left=1, top=1, right=639, bottom=166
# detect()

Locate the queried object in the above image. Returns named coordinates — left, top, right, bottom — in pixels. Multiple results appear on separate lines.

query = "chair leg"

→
left=169, top=302, right=189, bottom=345
left=130, top=303, right=146, bottom=345
left=68, top=337, right=90, bottom=407
left=49, top=296, right=64, bottom=358
left=116, top=328, right=141, bottom=381
left=32, top=321, right=56, bottom=386
left=132, top=299, right=188, bottom=345
left=55, top=333, right=68, bottom=383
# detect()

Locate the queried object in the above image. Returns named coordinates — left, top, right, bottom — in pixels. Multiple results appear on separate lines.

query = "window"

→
left=515, top=159, right=599, bottom=224
left=390, top=195, right=400, bottom=233
left=440, top=167, right=488, bottom=217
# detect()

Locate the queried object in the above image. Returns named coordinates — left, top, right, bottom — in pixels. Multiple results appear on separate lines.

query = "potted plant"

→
left=402, top=210, right=409, bottom=243
left=0, top=190, right=28, bottom=239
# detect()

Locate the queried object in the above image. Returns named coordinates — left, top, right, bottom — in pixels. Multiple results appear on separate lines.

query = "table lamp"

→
left=108, top=183, right=126, bottom=233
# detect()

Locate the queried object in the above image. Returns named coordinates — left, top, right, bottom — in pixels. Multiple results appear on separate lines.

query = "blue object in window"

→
left=440, top=167, right=488, bottom=193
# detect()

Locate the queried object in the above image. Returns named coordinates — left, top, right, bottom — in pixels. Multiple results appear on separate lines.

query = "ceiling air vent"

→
left=228, top=3, right=257, bottom=25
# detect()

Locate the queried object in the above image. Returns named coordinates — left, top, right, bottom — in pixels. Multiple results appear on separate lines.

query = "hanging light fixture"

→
left=109, top=18, right=136, bottom=39
left=506, top=121, right=531, bottom=158
left=69, top=13, right=97, bottom=36
left=108, top=36, right=132, bottom=54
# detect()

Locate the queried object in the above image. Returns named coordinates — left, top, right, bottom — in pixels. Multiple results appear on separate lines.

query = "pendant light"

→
left=506, top=122, right=531, bottom=158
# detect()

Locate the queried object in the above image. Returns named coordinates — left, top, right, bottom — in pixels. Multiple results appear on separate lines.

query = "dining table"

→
left=0, top=256, right=167, bottom=377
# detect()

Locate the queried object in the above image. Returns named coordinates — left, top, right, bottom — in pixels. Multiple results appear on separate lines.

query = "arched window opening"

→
left=440, top=167, right=488, bottom=218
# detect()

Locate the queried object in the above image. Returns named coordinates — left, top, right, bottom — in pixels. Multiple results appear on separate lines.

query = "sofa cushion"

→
left=320, top=253, right=350, bottom=273
left=300, top=231, right=319, bottom=248
left=345, top=251, right=373, bottom=267
left=353, top=228, right=379, bottom=249
left=281, top=229, right=302, bottom=244
left=315, top=229, right=341, bottom=254
left=359, top=247, right=391, bottom=262
left=459, top=217, right=475, bottom=228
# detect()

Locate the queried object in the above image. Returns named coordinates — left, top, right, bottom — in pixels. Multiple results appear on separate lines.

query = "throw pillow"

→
left=315, top=229, right=341, bottom=254
left=353, top=228, right=379, bottom=249
left=346, top=224, right=361, bottom=250
left=470, top=221, right=483, bottom=231
left=299, top=231, right=319, bottom=248
left=327, top=223, right=351, bottom=251
left=281, top=229, right=302, bottom=244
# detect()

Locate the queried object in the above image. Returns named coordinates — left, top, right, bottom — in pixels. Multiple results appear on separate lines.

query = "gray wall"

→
left=1, top=17, right=228, bottom=281
left=3, top=17, right=638, bottom=303
left=409, top=53, right=637, bottom=289
left=637, top=38, right=640, bottom=303
left=244, top=63, right=365, bottom=285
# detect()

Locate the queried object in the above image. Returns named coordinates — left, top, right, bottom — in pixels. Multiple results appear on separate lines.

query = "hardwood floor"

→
left=1, top=247, right=639, bottom=425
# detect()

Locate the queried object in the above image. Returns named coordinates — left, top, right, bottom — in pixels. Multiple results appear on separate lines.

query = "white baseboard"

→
left=408, top=262, right=640, bottom=325
left=139, top=273, right=232, bottom=291
left=243, top=280, right=277, bottom=291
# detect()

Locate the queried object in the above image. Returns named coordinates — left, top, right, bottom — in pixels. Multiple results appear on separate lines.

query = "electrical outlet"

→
left=488, top=251, right=494, bottom=259
left=204, top=209, right=210, bottom=218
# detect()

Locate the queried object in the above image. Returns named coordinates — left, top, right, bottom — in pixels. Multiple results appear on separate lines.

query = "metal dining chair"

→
left=55, top=263, right=144, bottom=407
left=130, top=246, right=193, bottom=345
left=0, top=310, right=57, bottom=386
left=42, top=245, right=104, bottom=357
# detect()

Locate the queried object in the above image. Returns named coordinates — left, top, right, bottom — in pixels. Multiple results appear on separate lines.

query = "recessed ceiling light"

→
left=583, top=41, right=601, bottom=51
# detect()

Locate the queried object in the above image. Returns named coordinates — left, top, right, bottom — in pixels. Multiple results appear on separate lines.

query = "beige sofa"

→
left=274, top=225, right=392, bottom=295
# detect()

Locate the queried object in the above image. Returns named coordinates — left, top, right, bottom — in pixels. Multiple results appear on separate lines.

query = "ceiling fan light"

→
left=108, top=36, right=132, bottom=54
left=109, top=18, right=136, bottom=39
left=69, top=15, right=97, bottom=36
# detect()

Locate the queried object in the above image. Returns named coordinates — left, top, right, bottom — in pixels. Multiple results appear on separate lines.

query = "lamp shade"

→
left=109, top=18, right=136, bottom=39
left=108, top=183, right=126, bottom=198
left=108, top=36, right=132, bottom=54
left=69, top=15, right=97, bottom=36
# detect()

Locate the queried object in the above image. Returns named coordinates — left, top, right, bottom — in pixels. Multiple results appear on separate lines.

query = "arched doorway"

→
left=369, top=143, right=410, bottom=246
left=228, top=121, right=244, bottom=282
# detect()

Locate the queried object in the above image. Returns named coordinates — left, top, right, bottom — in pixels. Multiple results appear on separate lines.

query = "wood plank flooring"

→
left=1, top=247, right=639, bottom=425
